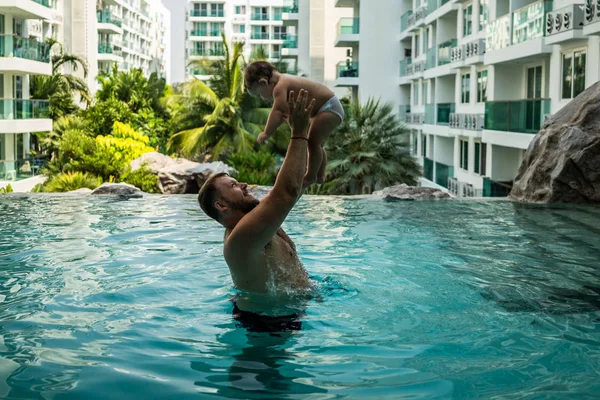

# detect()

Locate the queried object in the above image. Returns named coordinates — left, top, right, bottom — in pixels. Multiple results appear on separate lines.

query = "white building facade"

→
left=184, top=0, right=351, bottom=95
left=335, top=0, right=597, bottom=197
left=0, top=1, right=53, bottom=187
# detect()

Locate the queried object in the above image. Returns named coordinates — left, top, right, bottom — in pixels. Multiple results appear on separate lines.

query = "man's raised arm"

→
left=227, top=90, right=315, bottom=250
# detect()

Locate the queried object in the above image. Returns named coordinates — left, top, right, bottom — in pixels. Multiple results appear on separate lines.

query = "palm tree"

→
left=168, top=36, right=267, bottom=159
left=322, top=98, right=421, bottom=195
left=29, top=39, right=91, bottom=120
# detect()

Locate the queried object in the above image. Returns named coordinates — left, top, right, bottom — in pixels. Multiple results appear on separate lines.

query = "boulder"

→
left=91, top=183, right=143, bottom=198
left=373, top=184, right=451, bottom=200
left=130, top=152, right=237, bottom=194
left=510, top=82, right=600, bottom=203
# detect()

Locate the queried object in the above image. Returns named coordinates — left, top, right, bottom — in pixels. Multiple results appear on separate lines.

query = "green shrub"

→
left=43, top=172, right=102, bottom=192
left=0, top=184, right=13, bottom=194
left=227, top=151, right=277, bottom=186
left=120, top=166, right=160, bottom=193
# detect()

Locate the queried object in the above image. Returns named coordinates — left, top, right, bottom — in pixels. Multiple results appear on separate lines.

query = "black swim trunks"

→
left=232, top=302, right=302, bottom=333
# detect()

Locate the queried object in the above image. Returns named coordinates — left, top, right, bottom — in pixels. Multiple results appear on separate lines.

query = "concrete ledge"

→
left=482, top=129, right=535, bottom=150
left=0, top=119, right=52, bottom=134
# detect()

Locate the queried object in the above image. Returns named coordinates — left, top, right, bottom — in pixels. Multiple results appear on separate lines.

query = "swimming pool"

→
left=1, top=194, right=599, bottom=399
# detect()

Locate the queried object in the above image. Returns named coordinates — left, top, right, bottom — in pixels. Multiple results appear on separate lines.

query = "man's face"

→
left=214, top=176, right=260, bottom=215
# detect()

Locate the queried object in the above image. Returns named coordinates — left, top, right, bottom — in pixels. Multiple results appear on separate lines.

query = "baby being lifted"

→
left=243, top=61, right=344, bottom=188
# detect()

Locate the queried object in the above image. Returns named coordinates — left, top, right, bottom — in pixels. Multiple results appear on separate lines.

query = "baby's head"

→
left=244, top=61, right=278, bottom=100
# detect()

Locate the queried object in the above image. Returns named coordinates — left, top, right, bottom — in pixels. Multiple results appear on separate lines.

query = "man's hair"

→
left=198, top=172, right=229, bottom=221
left=244, top=61, right=277, bottom=87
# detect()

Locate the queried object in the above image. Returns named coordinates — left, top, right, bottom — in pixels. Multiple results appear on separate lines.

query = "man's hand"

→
left=257, top=132, right=269, bottom=145
left=288, top=90, right=315, bottom=139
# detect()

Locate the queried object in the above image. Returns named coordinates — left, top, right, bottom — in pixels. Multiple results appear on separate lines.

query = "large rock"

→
left=91, top=183, right=143, bottom=198
left=130, top=152, right=237, bottom=194
left=373, top=184, right=451, bottom=200
left=510, top=83, right=600, bottom=203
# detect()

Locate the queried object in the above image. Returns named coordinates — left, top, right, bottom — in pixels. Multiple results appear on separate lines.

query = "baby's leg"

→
left=303, top=112, right=341, bottom=187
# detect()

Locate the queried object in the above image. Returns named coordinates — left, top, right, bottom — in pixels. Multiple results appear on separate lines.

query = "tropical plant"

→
left=227, top=150, right=278, bottom=185
left=169, top=35, right=289, bottom=159
left=36, top=115, right=88, bottom=157
left=29, top=39, right=91, bottom=120
left=321, top=98, right=420, bottom=195
left=0, top=184, right=13, bottom=194
left=120, top=166, right=160, bottom=193
left=43, top=172, right=102, bottom=193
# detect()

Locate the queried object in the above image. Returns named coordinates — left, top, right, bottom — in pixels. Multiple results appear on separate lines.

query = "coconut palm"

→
left=168, top=36, right=266, bottom=159
left=29, top=39, right=91, bottom=119
left=322, top=98, right=421, bottom=195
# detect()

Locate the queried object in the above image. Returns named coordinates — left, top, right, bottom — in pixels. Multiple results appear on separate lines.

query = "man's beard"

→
left=228, top=197, right=260, bottom=214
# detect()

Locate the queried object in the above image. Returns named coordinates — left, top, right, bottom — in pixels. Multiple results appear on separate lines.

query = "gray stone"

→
left=91, top=183, right=143, bottom=198
left=130, top=152, right=237, bottom=194
left=510, top=82, right=600, bottom=203
left=373, top=184, right=452, bottom=201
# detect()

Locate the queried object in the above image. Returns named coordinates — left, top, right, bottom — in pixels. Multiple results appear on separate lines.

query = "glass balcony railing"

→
left=251, top=13, right=270, bottom=21
left=484, top=99, right=550, bottom=133
left=336, top=61, right=359, bottom=78
left=251, top=32, right=270, bottom=40
left=190, top=29, right=224, bottom=37
left=283, top=0, right=299, bottom=13
left=423, top=158, right=434, bottom=181
left=97, top=10, right=122, bottom=27
left=32, top=0, right=51, bottom=7
left=283, top=35, right=298, bottom=48
left=427, top=0, right=452, bottom=15
left=0, top=35, right=51, bottom=63
left=437, top=103, right=455, bottom=125
left=0, top=99, right=50, bottom=120
left=399, top=57, right=412, bottom=77
left=98, top=43, right=118, bottom=54
left=401, top=11, right=413, bottom=32
left=189, top=10, right=225, bottom=17
left=435, top=162, right=454, bottom=188
left=337, top=18, right=359, bottom=35
left=487, top=14, right=511, bottom=51
left=189, top=48, right=225, bottom=57
left=425, top=104, right=435, bottom=124
left=512, top=0, right=551, bottom=44
left=273, top=32, right=286, bottom=40
left=273, top=12, right=283, bottom=21
left=437, top=39, right=457, bottom=66
left=426, top=47, right=436, bottom=69
left=398, top=105, right=411, bottom=122
left=272, top=51, right=281, bottom=59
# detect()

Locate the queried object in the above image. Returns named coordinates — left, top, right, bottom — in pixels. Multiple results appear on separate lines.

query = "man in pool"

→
left=197, top=90, right=315, bottom=323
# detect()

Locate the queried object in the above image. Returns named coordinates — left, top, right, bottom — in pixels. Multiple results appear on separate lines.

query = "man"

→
left=198, top=90, right=315, bottom=302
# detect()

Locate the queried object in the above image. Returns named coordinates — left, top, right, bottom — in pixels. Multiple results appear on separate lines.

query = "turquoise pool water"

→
left=1, top=195, right=599, bottom=399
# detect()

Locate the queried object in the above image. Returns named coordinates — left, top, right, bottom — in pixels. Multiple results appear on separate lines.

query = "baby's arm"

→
left=258, top=88, right=289, bottom=144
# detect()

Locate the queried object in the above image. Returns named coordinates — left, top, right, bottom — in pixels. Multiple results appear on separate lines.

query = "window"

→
left=412, top=131, right=418, bottom=155
left=415, top=34, right=420, bottom=57
left=423, top=80, right=429, bottom=104
left=562, top=50, right=586, bottom=99
left=235, top=6, right=246, bottom=14
left=422, top=134, right=427, bottom=157
left=414, top=82, right=419, bottom=105
left=479, top=0, right=488, bottom=31
left=423, top=28, right=429, bottom=51
left=240, top=25, right=246, bottom=34
left=461, top=73, right=471, bottom=104
left=477, top=70, right=487, bottom=102
left=474, top=142, right=481, bottom=174
left=460, top=140, right=469, bottom=170
left=463, top=4, right=472, bottom=37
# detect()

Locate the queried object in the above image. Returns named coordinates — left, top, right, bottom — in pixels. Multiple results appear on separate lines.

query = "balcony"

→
left=398, top=105, right=411, bottom=122
left=97, top=10, right=123, bottom=34
left=0, top=99, right=52, bottom=134
left=283, top=0, right=299, bottom=20
left=450, top=39, right=485, bottom=66
left=406, top=113, right=424, bottom=124
left=0, top=35, right=51, bottom=76
left=189, top=48, right=225, bottom=57
left=251, top=13, right=269, bottom=21
left=424, top=103, right=455, bottom=125
left=97, top=43, right=123, bottom=63
left=484, top=99, right=550, bottom=133
left=435, top=162, right=454, bottom=188
left=273, top=11, right=283, bottom=21
left=449, top=113, right=485, bottom=130
left=400, top=11, right=413, bottom=33
left=485, top=0, right=552, bottom=64
left=0, top=158, right=46, bottom=182
left=189, top=10, right=225, bottom=18
left=250, top=32, right=270, bottom=40
left=546, top=4, right=584, bottom=44
left=335, top=17, right=359, bottom=47
left=438, top=39, right=456, bottom=66
left=335, top=61, right=359, bottom=86
left=399, top=58, right=412, bottom=78
left=0, top=0, right=52, bottom=20
left=282, top=35, right=298, bottom=56
left=190, top=29, right=224, bottom=38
